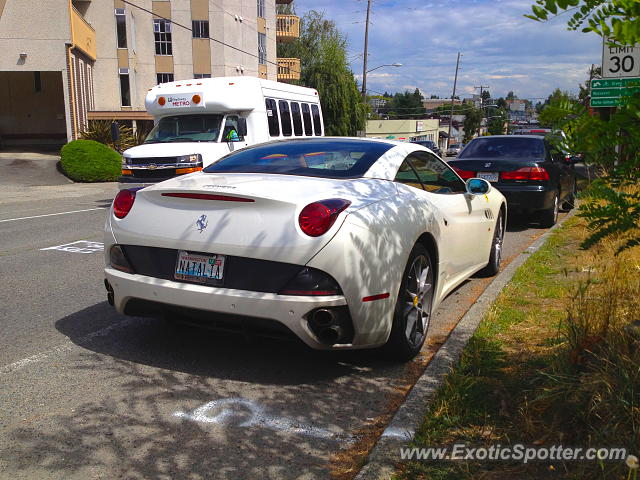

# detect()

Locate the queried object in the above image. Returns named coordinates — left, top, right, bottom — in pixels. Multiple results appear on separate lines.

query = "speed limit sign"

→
left=602, top=38, right=640, bottom=78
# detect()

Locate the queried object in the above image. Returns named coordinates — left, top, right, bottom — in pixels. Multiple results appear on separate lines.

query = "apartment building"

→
left=0, top=0, right=299, bottom=145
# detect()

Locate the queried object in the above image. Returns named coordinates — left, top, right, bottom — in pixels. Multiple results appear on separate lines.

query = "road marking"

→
left=41, top=240, right=104, bottom=254
left=174, top=398, right=351, bottom=442
left=0, top=319, right=132, bottom=375
left=0, top=207, right=106, bottom=223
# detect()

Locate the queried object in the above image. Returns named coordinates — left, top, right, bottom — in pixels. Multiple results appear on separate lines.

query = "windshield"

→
left=203, top=139, right=393, bottom=179
left=459, top=137, right=544, bottom=159
left=144, top=114, right=224, bottom=143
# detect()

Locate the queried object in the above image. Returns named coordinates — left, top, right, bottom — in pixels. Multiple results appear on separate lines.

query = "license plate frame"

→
left=477, top=171, right=499, bottom=182
left=174, top=250, right=225, bottom=285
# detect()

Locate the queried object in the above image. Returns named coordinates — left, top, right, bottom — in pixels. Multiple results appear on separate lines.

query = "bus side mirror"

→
left=110, top=121, right=120, bottom=143
left=237, top=117, right=247, bottom=137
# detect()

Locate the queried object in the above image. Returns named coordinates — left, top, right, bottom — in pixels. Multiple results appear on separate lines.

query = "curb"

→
left=354, top=210, right=577, bottom=480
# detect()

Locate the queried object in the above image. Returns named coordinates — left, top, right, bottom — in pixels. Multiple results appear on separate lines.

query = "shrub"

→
left=60, top=139, right=121, bottom=182
left=80, top=120, right=136, bottom=150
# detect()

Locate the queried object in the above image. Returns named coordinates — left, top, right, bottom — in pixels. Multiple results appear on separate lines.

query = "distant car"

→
left=104, top=137, right=506, bottom=361
left=411, top=140, right=442, bottom=157
left=449, top=135, right=579, bottom=227
left=446, top=143, right=464, bottom=156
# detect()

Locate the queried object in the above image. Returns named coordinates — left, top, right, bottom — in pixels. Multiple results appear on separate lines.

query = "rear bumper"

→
left=104, top=267, right=364, bottom=350
left=495, top=184, right=555, bottom=212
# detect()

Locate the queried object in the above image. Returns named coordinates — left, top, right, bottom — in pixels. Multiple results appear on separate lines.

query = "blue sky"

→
left=292, top=0, right=602, bottom=102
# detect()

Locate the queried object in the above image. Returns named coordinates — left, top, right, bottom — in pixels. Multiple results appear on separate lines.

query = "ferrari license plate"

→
left=175, top=251, right=225, bottom=283
left=477, top=171, right=499, bottom=182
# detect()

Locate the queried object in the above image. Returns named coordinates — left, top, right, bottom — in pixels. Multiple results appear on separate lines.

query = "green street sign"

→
left=590, top=77, right=640, bottom=107
left=591, top=97, right=630, bottom=107
left=591, top=77, right=640, bottom=88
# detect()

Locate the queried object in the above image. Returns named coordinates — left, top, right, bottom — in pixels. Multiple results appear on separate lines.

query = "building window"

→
left=153, top=19, right=172, bottom=55
left=257, top=0, right=265, bottom=18
left=157, top=73, right=174, bottom=84
left=119, top=69, right=131, bottom=106
left=115, top=8, right=127, bottom=48
left=194, top=73, right=211, bottom=79
left=258, top=32, right=267, bottom=65
left=192, top=20, right=209, bottom=38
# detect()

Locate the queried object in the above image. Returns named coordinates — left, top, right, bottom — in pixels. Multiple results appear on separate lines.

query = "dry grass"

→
left=395, top=216, right=640, bottom=479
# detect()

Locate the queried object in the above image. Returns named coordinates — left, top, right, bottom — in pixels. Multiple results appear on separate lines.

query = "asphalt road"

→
left=0, top=159, right=563, bottom=480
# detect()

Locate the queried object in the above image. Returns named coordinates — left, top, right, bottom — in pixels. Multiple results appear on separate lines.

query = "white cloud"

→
left=292, top=0, right=602, bottom=100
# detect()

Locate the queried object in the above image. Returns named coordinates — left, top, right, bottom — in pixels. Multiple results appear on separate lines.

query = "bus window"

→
left=279, top=100, right=292, bottom=137
left=311, top=104, right=322, bottom=136
left=291, top=102, right=303, bottom=136
left=301, top=103, right=312, bottom=136
left=265, top=98, right=280, bottom=137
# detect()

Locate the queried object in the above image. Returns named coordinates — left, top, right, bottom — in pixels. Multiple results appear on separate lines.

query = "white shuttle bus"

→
left=119, top=76, right=324, bottom=189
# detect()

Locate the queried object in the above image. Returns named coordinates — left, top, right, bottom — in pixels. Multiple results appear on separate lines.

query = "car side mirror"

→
left=237, top=117, right=247, bottom=137
left=568, top=155, right=581, bottom=165
left=466, top=178, right=490, bottom=195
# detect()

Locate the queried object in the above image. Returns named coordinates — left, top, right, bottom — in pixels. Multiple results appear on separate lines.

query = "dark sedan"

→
left=448, top=135, right=578, bottom=226
left=411, top=140, right=442, bottom=157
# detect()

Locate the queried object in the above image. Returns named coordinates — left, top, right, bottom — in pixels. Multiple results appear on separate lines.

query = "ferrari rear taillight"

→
left=452, top=166, right=475, bottom=179
left=298, top=199, right=351, bottom=237
left=113, top=189, right=137, bottom=218
left=500, top=167, right=549, bottom=181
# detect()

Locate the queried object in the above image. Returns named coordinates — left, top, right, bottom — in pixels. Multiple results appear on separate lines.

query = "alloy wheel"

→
left=402, top=255, right=433, bottom=348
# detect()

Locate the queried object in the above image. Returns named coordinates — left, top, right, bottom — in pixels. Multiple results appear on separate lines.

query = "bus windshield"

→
left=144, top=114, right=224, bottom=143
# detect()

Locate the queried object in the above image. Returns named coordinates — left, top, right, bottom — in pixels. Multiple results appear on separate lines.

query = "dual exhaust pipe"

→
left=307, top=308, right=348, bottom=346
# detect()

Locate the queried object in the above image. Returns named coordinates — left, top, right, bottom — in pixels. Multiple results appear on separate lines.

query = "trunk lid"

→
left=111, top=172, right=396, bottom=265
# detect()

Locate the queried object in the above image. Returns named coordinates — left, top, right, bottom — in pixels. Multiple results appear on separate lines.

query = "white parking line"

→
left=0, top=207, right=106, bottom=223
left=0, top=319, right=132, bottom=375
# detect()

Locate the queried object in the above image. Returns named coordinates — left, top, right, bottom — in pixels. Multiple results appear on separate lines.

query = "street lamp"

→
left=361, top=63, right=402, bottom=99
left=366, top=62, right=402, bottom=74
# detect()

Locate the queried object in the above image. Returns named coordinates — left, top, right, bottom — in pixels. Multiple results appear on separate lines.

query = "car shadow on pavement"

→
left=54, top=301, right=399, bottom=385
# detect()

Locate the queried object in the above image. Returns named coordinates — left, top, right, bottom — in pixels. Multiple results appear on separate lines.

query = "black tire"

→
left=477, top=212, right=504, bottom=277
left=560, top=180, right=576, bottom=212
left=384, top=244, right=434, bottom=361
left=539, top=191, right=559, bottom=228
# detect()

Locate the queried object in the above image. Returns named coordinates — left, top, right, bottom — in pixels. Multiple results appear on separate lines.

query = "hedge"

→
left=60, top=139, right=121, bottom=182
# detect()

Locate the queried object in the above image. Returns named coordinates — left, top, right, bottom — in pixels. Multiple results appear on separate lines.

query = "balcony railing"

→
left=277, top=58, right=301, bottom=82
left=275, top=0, right=293, bottom=3
left=276, top=14, right=300, bottom=42
left=70, top=7, right=96, bottom=60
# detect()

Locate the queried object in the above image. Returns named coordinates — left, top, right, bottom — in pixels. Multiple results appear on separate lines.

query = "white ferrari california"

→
left=104, top=138, right=506, bottom=360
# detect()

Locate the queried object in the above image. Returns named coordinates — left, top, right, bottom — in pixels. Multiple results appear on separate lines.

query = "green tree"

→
left=463, top=106, right=483, bottom=143
left=527, top=0, right=640, bottom=251
left=578, top=65, right=601, bottom=102
left=481, top=90, right=491, bottom=102
left=382, top=89, right=425, bottom=118
left=487, top=108, right=508, bottom=135
left=277, top=10, right=365, bottom=136
left=538, top=88, right=573, bottom=126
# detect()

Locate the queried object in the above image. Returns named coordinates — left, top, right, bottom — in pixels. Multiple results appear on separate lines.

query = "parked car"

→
left=411, top=140, right=442, bottom=157
left=446, top=143, right=464, bottom=156
left=449, top=135, right=579, bottom=227
left=105, top=137, right=506, bottom=361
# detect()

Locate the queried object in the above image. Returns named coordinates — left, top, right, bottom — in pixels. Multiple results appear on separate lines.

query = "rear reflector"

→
left=362, top=293, right=390, bottom=302
left=161, top=193, right=255, bottom=202
left=500, top=166, right=549, bottom=181
left=451, top=166, right=475, bottom=179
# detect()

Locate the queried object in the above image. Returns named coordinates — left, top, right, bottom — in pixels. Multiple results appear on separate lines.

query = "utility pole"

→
left=447, top=52, right=461, bottom=149
left=361, top=0, right=372, bottom=101
left=474, top=85, right=490, bottom=136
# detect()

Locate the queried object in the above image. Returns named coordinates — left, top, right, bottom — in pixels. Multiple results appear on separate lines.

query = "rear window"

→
left=203, top=139, right=393, bottom=178
left=459, top=137, right=545, bottom=159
